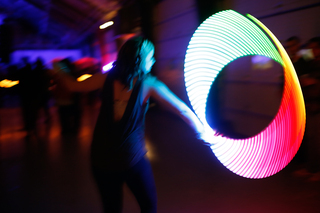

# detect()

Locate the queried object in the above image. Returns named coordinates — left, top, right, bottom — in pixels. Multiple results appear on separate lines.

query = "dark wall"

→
left=114, top=0, right=158, bottom=41
left=115, top=3, right=141, bottom=35
left=196, top=0, right=224, bottom=24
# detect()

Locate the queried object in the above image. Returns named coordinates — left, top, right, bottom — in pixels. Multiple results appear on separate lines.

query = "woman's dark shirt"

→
left=90, top=71, right=149, bottom=171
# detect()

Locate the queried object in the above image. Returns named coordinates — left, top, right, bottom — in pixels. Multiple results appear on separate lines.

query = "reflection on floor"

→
left=1, top=104, right=320, bottom=213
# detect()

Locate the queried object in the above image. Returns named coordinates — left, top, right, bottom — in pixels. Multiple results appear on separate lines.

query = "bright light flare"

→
left=0, top=79, right=19, bottom=88
left=102, top=61, right=115, bottom=73
left=77, top=74, right=92, bottom=82
left=99, top=21, right=114, bottom=29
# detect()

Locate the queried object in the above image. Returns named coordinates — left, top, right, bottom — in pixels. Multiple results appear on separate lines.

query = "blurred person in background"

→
left=297, top=36, right=320, bottom=181
left=286, top=36, right=310, bottom=76
left=286, top=36, right=302, bottom=63
left=16, top=57, right=38, bottom=137
left=33, top=57, right=52, bottom=124
left=15, top=57, right=52, bottom=138
left=51, top=58, right=81, bottom=135
left=51, top=36, right=209, bottom=213
left=285, top=36, right=310, bottom=171
left=75, top=58, right=102, bottom=108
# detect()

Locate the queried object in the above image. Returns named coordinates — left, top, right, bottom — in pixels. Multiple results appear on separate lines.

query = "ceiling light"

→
left=99, top=21, right=114, bottom=29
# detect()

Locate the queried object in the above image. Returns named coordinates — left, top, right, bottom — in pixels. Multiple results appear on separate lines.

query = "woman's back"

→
left=113, top=79, right=137, bottom=122
left=91, top=73, right=149, bottom=171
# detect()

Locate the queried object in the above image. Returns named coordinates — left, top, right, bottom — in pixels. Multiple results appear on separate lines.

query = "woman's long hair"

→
left=111, top=36, right=153, bottom=89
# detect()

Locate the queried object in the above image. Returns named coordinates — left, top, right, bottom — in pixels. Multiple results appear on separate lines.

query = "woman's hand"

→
left=197, top=124, right=217, bottom=146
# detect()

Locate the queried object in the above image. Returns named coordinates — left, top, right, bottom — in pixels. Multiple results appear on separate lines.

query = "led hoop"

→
left=184, top=10, right=306, bottom=179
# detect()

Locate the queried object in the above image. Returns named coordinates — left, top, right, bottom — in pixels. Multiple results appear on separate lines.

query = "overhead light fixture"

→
left=99, top=21, right=114, bottom=29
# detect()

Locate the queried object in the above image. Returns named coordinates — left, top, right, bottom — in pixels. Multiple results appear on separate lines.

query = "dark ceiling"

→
left=0, top=0, right=142, bottom=49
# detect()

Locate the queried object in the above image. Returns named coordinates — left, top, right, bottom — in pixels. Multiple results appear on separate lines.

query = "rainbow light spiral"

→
left=184, top=10, right=305, bottom=178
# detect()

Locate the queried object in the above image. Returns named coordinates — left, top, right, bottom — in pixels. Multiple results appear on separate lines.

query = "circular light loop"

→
left=184, top=10, right=305, bottom=179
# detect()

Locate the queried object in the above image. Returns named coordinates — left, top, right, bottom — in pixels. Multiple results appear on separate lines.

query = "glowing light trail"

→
left=184, top=10, right=305, bottom=178
left=77, top=74, right=92, bottom=82
left=0, top=79, right=19, bottom=88
left=102, top=61, right=115, bottom=73
left=99, top=21, right=114, bottom=29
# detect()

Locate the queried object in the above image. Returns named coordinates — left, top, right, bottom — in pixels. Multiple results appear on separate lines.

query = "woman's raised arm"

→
left=50, top=62, right=107, bottom=92
left=144, top=76, right=204, bottom=135
left=58, top=72, right=107, bottom=92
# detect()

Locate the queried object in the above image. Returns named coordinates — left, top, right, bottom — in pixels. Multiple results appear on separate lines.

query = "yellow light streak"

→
left=77, top=74, right=92, bottom=82
left=0, top=79, right=19, bottom=88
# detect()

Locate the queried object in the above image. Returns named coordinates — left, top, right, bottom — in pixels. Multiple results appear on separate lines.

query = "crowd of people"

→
left=0, top=56, right=100, bottom=138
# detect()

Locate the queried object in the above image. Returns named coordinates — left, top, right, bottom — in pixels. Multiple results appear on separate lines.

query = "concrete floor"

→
left=1, top=103, right=320, bottom=213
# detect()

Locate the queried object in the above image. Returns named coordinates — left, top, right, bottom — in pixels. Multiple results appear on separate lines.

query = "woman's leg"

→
left=92, top=167, right=125, bottom=213
left=125, top=157, right=157, bottom=213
